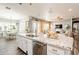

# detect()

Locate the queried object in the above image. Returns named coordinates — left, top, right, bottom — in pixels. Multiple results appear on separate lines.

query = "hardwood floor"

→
left=0, top=35, right=78, bottom=55
left=0, top=38, right=26, bottom=55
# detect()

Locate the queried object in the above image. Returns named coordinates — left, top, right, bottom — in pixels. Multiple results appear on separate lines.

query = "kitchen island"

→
left=16, top=33, right=74, bottom=55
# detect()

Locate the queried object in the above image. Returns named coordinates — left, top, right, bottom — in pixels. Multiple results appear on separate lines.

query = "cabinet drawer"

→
left=47, top=50, right=59, bottom=55
left=47, top=45, right=65, bottom=55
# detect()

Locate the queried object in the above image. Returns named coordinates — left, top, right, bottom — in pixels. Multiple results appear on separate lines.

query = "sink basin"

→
left=26, top=35, right=38, bottom=37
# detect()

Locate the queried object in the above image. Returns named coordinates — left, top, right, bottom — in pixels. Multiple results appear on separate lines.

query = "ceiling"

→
left=0, top=3, right=79, bottom=21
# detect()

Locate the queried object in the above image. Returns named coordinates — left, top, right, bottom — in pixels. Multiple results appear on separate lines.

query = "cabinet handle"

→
left=52, top=49, right=57, bottom=52
left=36, top=43, right=44, bottom=46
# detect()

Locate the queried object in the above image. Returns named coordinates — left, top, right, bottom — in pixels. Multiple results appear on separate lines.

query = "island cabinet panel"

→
left=16, top=36, right=28, bottom=53
left=16, top=35, right=33, bottom=55
left=47, top=44, right=71, bottom=55
left=21, top=37, right=28, bottom=53
left=27, top=39, right=33, bottom=55
left=16, top=36, right=24, bottom=51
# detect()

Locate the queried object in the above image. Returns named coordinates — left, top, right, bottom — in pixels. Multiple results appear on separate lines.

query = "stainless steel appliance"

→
left=33, top=40, right=47, bottom=55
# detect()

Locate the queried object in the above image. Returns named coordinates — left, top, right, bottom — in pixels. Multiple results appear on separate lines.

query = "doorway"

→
left=72, top=18, right=79, bottom=55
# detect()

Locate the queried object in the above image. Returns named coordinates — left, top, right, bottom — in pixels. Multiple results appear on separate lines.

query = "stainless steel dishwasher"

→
left=33, top=40, right=47, bottom=55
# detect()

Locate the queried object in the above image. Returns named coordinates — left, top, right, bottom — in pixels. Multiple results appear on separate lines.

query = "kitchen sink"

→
left=26, top=35, right=38, bottom=37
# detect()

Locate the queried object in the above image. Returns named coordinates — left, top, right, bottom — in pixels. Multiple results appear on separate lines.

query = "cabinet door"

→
left=47, top=45, right=65, bottom=55
left=64, top=50, right=71, bottom=55
left=16, top=36, right=28, bottom=53
left=27, top=39, right=33, bottom=55
left=22, top=37, right=28, bottom=53
left=16, top=36, right=23, bottom=50
left=47, top=50, right=59, bottom=55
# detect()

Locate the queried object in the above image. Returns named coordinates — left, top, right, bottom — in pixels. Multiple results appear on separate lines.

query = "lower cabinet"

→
left=47, top=44, right=71, bottom=55
left=27, top=39, right=33, bottom=55
left=16, top=36, right=27, bottom=52
left=16, top=35, right=33, bottom=55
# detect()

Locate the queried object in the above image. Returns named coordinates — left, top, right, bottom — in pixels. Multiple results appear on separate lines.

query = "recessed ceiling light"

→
left=68, top=8, right=72, bottom=12
left=29, top=3, right=32, bottom=6
left=19, top=3, right=22, bottom=5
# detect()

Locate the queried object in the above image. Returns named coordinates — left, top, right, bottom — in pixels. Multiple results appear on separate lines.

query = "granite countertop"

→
left=17, top=33, right=74, bottom=51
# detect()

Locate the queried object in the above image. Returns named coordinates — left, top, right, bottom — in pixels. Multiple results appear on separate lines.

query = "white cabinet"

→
left=16, top=35, right=33, bottom=55
left=22, top=37, right=28, bottom=53
left=27, top=39, right=33, bottom=55
left=47, top=44, right=71, bottom=55
left=16, top=35, right=28, bottom=53
left=16, top=35, right=22, bottom=50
